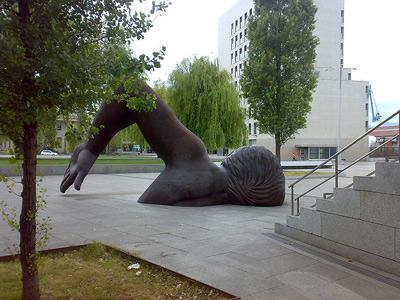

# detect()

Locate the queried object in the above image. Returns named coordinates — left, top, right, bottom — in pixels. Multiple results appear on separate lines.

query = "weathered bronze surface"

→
left=60, top=83, right=285, bottom=206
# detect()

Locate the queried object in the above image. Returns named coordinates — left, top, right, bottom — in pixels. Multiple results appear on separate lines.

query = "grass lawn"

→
left=283, top=171, right=333, bottom=177
left=0, top=243, right=227, bottom=300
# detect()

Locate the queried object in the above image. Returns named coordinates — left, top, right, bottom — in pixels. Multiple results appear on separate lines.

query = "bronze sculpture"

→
left=60, top=83, right=285, bottom=206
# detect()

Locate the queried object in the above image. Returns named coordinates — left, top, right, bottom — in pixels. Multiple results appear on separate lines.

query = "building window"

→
left=249, top=8, right=253, bottom=16
left=244, top=12, right=248, bottom=24
left=309, top=147, right=319, bottom=159
left=231, top=23, right=234, bottom=34
left=244, top=45, right=247, bottom=57
left=244, top=28, right=248, bottom=40
left=340, top=59, right=343, bottom=66
left=239, top=63, right=242, bottom=76
left=231, top=38, right=234, bottom=49
left=248, top=123, right=251, bottom=134
left=309, top=147, right=337, bottom=160
left=57, top=123, right=62, bottom=131
left=365, top=121, right=369, bottom=131
left=340, top=43, right=344, bottom=56
left=231, top=68, right=233, bottom=76
left=240, top=16, right=243, bottom=28
left=235, top=19, right=238, bottom=31
left=235, top=66, right=238, bottom=77
left=235, top=35, right=238, bottom=47
left=341, top=26, right=344, bottom=39
left=348, top=73, right=351, bottom=80
left=319, top=147, right=329, bottom=159
left=341, top=10, right=344, bottom=23
left=231, top=53, right=234, bottom=64
left=239, top=48, right=243, bottom=59
left=235, top=50, right=238, bottom=62
left=254, top=123, right=257, bottom=135
left=239, top=32, right=243, bottom=43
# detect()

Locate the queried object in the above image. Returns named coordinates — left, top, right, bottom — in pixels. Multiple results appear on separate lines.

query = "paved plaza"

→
left=1, top=162, right=400, bottom=299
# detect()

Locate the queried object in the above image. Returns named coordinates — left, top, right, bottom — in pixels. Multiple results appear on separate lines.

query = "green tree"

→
left=0, top=1, right=168, bottom=298
left=240, top=0, right=319, bottom=161
left=168, top=57, right=247, bottom=150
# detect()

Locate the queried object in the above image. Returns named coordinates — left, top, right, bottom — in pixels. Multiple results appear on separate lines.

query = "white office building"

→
left=218, top=0, right=369, bottom=161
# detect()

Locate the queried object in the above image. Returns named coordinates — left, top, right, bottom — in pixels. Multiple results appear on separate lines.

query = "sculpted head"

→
left=221, top=146, right=285, bottom=206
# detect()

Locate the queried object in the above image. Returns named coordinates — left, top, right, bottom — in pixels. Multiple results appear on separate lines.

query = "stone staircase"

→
left=275, top=162, right=400, bottom=276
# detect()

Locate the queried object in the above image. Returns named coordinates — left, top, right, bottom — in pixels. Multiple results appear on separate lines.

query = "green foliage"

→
left=168, top=57, right=247, bottom=150
left=240, top=0, right=319, bottom=158
left=0, top=1, right=169, bottom=295
left=0, top=0, right=169, bottom=144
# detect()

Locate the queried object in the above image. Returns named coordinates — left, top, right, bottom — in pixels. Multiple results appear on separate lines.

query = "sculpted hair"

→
left=221, top=146, right=285, bottom=206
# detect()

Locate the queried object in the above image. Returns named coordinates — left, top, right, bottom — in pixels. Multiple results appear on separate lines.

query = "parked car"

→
left=40, top=149, right=58, bottom=156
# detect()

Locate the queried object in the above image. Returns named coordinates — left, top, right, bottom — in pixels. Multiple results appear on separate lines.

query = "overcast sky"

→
left=134, top=0, right=400, bottom=122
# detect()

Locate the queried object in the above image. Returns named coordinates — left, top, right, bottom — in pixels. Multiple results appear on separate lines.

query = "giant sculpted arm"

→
left=60, top=82, right=209, bottom=193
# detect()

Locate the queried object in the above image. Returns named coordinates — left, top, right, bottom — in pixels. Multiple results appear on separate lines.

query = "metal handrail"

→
left=293, top=135, right=398, bottom=206
left=289, top=109, right=400, bottom=216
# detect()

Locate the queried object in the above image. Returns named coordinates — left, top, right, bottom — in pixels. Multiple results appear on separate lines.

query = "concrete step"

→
left=316, top=188, right=361, bottom=219
left=375, top=162, right=400, bottom=179
left=275, top=222, right=400, bottom=276
left=354, top=174, right=400, bottom=196
left=360, top=191, right=400, bottom=228
left=287, top=207, right=321, bottom=236
left=320, top=212, right=396, bottom=259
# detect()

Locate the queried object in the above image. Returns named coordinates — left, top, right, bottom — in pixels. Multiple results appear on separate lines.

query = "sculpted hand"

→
left=60, top=144, right=98, bottom=193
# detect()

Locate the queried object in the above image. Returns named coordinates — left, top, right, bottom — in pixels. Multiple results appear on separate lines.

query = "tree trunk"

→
left=275, top=139, right=281, bottom=162
left=20, top=123, right=40, bottom=300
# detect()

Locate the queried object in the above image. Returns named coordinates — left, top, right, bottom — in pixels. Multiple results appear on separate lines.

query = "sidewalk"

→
left=1, top=168, right=399, bottom=299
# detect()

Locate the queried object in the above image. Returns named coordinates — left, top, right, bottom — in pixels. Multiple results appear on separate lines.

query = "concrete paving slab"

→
left=245, top=285, right=311, bottom=300
left=1, top=167, right=400, bottom=299
left=180, top=260, right=280, bottom=296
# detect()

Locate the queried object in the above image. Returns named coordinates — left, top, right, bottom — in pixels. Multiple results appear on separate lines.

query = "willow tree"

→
left=240, top=0, right=319, bottom=161
left=0, top=1, right=168, bottom=298
left=168, top=57, right=247, bottom=150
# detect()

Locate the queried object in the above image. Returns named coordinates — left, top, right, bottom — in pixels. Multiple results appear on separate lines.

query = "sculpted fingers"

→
left=60, top=168, right=77, bottom=193
left=74, top=171, right=87, bottom=191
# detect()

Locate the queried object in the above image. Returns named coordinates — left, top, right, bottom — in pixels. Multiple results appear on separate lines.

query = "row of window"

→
left=301, top=147, right=337, bottom=160
left=231, top=8, right=252, bottom=35
left=248, top=122, right=258, bottom=135
left=231, top=28, right=248, bottom=50
left=231, top=44, right=248, bottom=65
left=231, top=63, right=244, bottom=78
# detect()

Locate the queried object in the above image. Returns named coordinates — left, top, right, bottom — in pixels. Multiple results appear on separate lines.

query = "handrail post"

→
left=335, top=156, right=339, bottom=188
left=398, top=112, right=400, bottom=162
left=297, top=197, right=300, bottom=216
left=291, top=186, right=294, bottom=216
